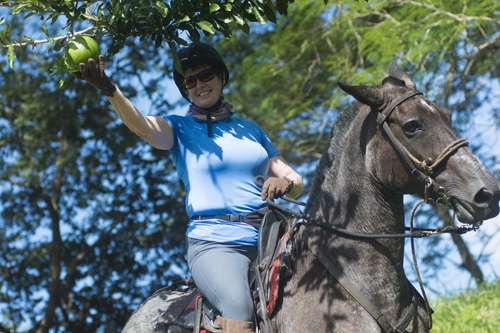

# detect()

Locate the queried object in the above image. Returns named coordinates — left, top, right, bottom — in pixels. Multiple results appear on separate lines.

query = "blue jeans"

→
left=187, top=238, right=257, bottom=322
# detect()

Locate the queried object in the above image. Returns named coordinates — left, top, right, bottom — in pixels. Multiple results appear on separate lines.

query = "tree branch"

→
left=0, top=26, right=95, bottom=49
left=35, top=131, right=70, bottom=333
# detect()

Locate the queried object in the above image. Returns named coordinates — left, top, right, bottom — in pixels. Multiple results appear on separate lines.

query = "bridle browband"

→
left=262, top=90, right=476, bottom=333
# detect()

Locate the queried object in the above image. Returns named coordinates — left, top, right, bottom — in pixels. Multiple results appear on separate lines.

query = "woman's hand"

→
left=74, top=55, right=116, bottom=97
left=261, top=177, right=294, bottom=201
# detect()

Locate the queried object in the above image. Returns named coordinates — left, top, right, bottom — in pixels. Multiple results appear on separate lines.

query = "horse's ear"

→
left=388, top=61, right=416, bottom=89
left=337, top=82, right=385, bottom=109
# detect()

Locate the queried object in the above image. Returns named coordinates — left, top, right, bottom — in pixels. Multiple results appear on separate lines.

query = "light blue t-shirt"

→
left=165, top=113, right=280, bottom=245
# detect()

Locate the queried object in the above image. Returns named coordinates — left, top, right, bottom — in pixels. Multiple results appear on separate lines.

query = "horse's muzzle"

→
left=450, top=185, right=500, bottom=224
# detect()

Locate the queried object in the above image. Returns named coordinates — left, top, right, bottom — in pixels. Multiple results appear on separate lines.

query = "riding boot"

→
left=216, top=315, right=254, bottom=333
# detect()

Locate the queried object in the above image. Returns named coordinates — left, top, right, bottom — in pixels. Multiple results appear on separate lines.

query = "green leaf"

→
left=179, top=15, right=190, bottom=23
left=168, top=41, right=182, bottom=75
left=197, top=21, right=215, bottom=34
left=2, top=21, right=11, bottom=42
left=53, top=40, right=65, bottom=52
left=210, top=4, right=220, bottom=13
left=263, top=4, right=276, bottom=23
left=7, top=44, right=15, bottom=69
left=41, top=24, right=49, bottom=37
left=240, top=22, right=250, bottom=34
left=156, top=1, right=169, bottom=15
left=233, top=14, right=245, bottom=26
left=276, top=0, right=289, bottom=15
left=252, top=6, right=268, bottom=24
left=154, top=34, right=162, bottom=48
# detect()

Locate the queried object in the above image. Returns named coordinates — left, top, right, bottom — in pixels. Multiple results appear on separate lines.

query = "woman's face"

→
left=184, top=64, right=224, bottom=108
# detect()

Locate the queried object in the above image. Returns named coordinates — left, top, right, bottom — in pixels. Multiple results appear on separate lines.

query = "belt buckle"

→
left=226, top=214, right=243, bottom=222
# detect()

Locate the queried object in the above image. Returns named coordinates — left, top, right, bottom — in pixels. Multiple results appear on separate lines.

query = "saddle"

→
left=153, top=282, right=221, bottom=333
left=153, top=207, right=295, bottom=333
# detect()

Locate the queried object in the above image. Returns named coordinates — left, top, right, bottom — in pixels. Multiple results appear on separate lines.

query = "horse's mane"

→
left=306, top=75, right=404, bottom=208
left=306, top=100, right=363, bottom=207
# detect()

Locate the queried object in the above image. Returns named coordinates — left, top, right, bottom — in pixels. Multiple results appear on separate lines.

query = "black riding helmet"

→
left=173, top=43, right=229, bottom=102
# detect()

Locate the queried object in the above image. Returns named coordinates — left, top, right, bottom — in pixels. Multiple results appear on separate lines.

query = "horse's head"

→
left=337, top=62, right=500, bottom=224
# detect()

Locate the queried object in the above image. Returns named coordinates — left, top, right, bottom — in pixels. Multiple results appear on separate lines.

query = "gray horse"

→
left=122, top=63, right=500, bottom=333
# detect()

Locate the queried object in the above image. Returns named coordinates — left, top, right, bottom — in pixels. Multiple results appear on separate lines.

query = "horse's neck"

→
left=297, top=154, right=409, bottom=307
left=305, top=172, right=405, bottom=256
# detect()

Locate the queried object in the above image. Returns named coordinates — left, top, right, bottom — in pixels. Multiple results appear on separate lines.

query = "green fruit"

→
left=64, top=36, right=100, bottom=72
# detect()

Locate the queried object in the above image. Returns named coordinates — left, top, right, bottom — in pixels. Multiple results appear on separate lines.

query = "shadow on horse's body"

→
left=122, top=63, right=500, bottom=333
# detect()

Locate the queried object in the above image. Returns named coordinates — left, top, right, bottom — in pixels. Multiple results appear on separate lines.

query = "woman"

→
left=77, top=42, right=303, bottom=333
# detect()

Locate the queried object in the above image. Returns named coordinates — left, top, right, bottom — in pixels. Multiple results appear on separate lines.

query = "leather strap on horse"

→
left=377, top=90, right=423, bottom=126
left=194, top=295, right=203, bottom=333
left=298, top=225, right=415, bottom=333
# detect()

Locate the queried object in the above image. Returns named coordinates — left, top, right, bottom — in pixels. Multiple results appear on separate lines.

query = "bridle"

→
left=371, top=90, right=472, bottom=331
left=263, top=90, right=476, bottom=333
left=276, top=89, right=476, bottom=237
left=375, top=90, right=469, bottom=207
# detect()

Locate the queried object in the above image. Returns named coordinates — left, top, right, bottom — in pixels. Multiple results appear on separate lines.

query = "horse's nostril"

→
left=474, top=188, right=493, bottom=205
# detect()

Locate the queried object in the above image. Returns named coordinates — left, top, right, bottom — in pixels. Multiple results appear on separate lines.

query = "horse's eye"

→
left=403, top=120, right=421, bottom=136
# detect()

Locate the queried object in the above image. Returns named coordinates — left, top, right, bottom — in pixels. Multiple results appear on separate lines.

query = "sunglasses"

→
left=183, top=68, right=218, bottom=89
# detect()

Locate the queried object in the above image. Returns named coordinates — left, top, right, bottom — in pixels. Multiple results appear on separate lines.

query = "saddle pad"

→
left=265, top=230, right=290, bottom=315
left=154, top=287, right=222, bottom=333
left=157, top=288, right=201, bottom=328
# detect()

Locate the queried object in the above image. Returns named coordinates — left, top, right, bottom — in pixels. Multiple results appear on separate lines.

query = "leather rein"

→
left=268, top=90, right=476, bottom=333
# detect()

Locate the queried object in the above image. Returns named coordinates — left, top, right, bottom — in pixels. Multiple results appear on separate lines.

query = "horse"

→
left=121, top=62, right=500, bottom=333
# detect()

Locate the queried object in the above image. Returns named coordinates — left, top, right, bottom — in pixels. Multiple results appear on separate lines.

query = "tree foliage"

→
left=1, top=0, right=295, bottom=76
left=1, top=0, right=500, bottom=332
left=0, top=1, right=301, bottom=332
left=0, top=14, right=190, bottom=333
left=222, top=0, right=500, bottom=160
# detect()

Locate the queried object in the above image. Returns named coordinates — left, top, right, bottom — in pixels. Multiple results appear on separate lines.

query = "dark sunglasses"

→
left=183, top=68, right=218, bottom=89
